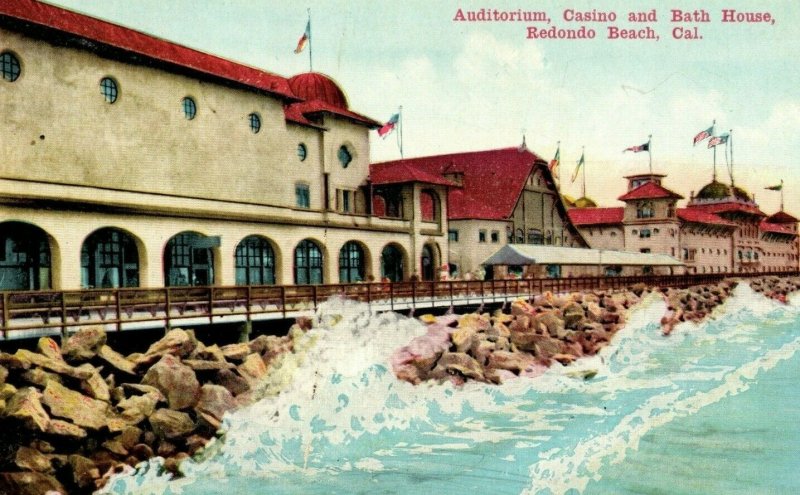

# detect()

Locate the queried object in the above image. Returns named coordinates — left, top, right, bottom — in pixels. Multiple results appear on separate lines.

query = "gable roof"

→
left=766, top=210, right=799, bottom=224
left=370, top=162, right=458, bottom=187
left=0, top=0, right=297, bottom=101
left=760, top=220, right=795, bottom=235
left=618, top=181, right=683, bottom=201
left=567, top=207, right=624, bottom=226
left=688, top=201, right=766, bottom=217
left=372, top=147, right=542, bottom=220
left=677, top=208, right=737, bottom=227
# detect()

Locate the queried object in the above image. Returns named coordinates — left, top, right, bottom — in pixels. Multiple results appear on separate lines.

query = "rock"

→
left=157, top=440, right=178, bottom=458
left=237, top=353, right=268, bottom=386
left=0, top=472, right=66, bottom=495
left=457, top=312, right=490, bottom=332
left=149, top=408, right=196, bottom=439
left=117, top=393, right=159, bottom=425
left=469, top=340, right=495, bottom=366
left=183, top=359, right=235, bottom=371
left=98, top=345, right=137, bottom=376
left=13, top=349, right=93, bottom=380
left=102, top=438, right=129, bottom=456
left=130, top=443, right=154, bottom=461
left=42, top=381, right=110, bottom=430
left=432, top=352, right=484, bottom=381
left=220, top=342, right=251, bottom=361
left=7, top=387, right=50, bottom=432
left=62, top=325, right=107, bottom=361
left=0, top=351, right=32, bottom=370
left=0, top=364, right=7, bottom=384
left=20, top=368, right=63, bottom=388
left=195, top=384, right=236, bottom=422
left=121, top=383, right=166, bottom=401
left=531, top=335, right=562, bottom=358
left=215, top=369, right=251, bottom=396
left=117, top=426, right=143, bottom=450
left=77, top=364, right=111, bottom=402
left=142, top=354, right=200, bottom=410
left=69, top=454, right=100, bottom=489
left=191, top=343, right=226, bottom=362
left=486, top=351, right=534, bottom=375
left=185, top=434, right=211, bottom=455
left=538, top=311, right=565, bottom=338
left=15, top=446, right=53, bottom=473
left=164, top=453, right=189, bottom=474
left=485, top=322, right=511, bottom=341
left=451, top=326, right=478, bottom=353
left=562, top=302, right=585, bottom=329
left=36, top=337, right=64, bottom=362
left=552, top=353, right=577, bottom=365
left=142, top=328, right=198, bottom=361
left=45, top=418, right=87, bottom=438
left=1, top=383, right=18, bottom=400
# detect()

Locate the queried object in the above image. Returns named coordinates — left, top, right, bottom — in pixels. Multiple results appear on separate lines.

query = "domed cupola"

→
left=287, top=72, right=349, bottom=109
left=732, top=185, right=751, bottom=201
left=573, top=196, right=598, bottom=208
left=695, top=180, right=732, bottom=200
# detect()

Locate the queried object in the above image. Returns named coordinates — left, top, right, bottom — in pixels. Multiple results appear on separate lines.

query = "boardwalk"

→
left=1, top=271, right=796, bottom=340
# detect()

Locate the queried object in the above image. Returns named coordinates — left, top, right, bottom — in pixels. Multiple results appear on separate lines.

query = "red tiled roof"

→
left=618, top=182, right=683, bottom=201
left=288, top=73, right=349, bottom=110
left=567, top=207, right=624, bottom=226
left=372, top=147, right=543, bottom=220
left=677, top=208, right=737, bottom=227
left=370, top=162, right=458, bottom=187
left=766, top=210, right=799, bottom=224
left=286, top=100, right=380, bottom=128
left=689, top=202, right=766, bottom=217
left=760, top=220, right=795, bottom=235
left=0, top=0, right=296, bottom=100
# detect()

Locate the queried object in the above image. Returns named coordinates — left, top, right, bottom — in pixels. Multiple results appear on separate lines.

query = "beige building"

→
left=568, top=173, right=799, bottom=274
left=371, top=146, right=587, bottom=278
left=0, top=0, right=447, bottom=290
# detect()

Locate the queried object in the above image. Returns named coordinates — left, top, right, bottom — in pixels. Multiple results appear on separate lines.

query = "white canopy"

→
left=483, top=244, right=683, bottom=267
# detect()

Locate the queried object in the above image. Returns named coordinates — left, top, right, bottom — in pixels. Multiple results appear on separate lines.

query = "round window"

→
left=182, top=97, right=197, bottom=120
left=297, top=143, right=307, bottom=161
left=338, top=145, right=352, bottom=168
left=248, top=113, right=261, bottom=133
left=1, top=52, right=21, bottom=82
left=100, top=77, right=118, bottom=104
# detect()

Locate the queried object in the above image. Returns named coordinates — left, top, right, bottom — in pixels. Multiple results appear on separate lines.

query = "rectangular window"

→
left=640, top=248, right=651, bottom=253
left=478, top=230, right=487, bottom=243
left=342, top=190, right=351, bottom=213
left=295, top=183, right=310, bottom=208
left=491, top=230, right=499, bottom=243
left=448, top=229, right=459, bottom=242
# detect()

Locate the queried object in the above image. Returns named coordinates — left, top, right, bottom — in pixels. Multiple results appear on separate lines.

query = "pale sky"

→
left=47, top=0, right=800, bottom=215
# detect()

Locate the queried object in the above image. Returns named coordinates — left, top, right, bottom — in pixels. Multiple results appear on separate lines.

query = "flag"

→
left=294, top=20, right=310, bottom=54
left=571, top=151, right=585, bottom=183
left=765, top=183, right=783, bottom=191
left=624, top=142, right=649, bottom=153
left=707, top=133, right=729, bottom=148
left=692, top=124, right=714, bottom=146
left=548, top=146, right=560, bottom=179
left=377, top=113, right=399, bottom=138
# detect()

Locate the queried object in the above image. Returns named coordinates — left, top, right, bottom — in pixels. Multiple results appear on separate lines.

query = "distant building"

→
left=568, top=173, right=799, bottom=274
left=0, top=0, right=448, bottom=290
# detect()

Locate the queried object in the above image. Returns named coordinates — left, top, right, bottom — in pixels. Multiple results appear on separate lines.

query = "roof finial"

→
left=520, top=129, right=527, bottom=150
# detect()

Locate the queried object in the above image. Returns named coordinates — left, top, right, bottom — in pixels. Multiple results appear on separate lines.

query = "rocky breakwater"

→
left=392, top=285, right=651, bottom=386
left=0, top=324, right=296, bottom=494
left=659, top=280, right=737, bottom=335
left=749, top=275, right=800, bottom=304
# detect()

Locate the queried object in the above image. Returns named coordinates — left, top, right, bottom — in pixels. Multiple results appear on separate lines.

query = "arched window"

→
left=294, top=239, right=323, bottom=284
left=235, top=236, right=275, bottom=285
left=99, top=77, right=118, bottom=104
left=380, top=244, right=404, bottom=282
left=164, top=232, right=214, bottom=286
left=420, top=190, right=439, bottom=222
left=421, top=244, right=434, bottom=281
left=81, top=228, right=139, bottom=288
left=248, top=113, right=261, bottom=134
left=0, top=222, right=51, bottom=290
left=182, top=97, right=196, bottom=120
left=1, top=52, right=21, bottom=82
left=527, top=229, right=543, bottom=245
left=339, top=242, right=365, bottom=283
left=636, top=201, right=654, bottom=219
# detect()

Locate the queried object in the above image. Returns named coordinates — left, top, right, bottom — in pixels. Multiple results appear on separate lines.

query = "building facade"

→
left=0, top=0, right=447, bottom=290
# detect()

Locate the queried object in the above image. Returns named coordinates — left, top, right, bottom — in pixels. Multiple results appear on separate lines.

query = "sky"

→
left=47, top=0, right=800, bottom=215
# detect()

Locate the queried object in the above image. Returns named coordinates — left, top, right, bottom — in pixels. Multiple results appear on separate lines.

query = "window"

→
left=295, top=239, right=323, bottom=285
left=507, top=226, right=513, bottom=244
left=340, top=190, right=352, bottom=213
left=610, top=231, right=617, bottom=237
left=491, top=230, right=499, bottom=243
left=99, top=77, right=118, bottom=104
left=297, top=143, right=307, bottom=161
left=339, top=242, right=365, bottom=283
left=546, top=264, right=561, bottom=278
left=478, top=230, right=487, bottom=243
left=182, top=97, right=196, bottom=120
left=516, top=228, right=524, bottom=244
left=640, top=248, right=651, bottom=253
left=295, top=183, right=310, bottom=208
left=1, top=52, right=21, bottom=82
left=448, top=229, right=459, bottom=242
left=632, top=229, right=638, bottom=235
left=338, top=145, right=353, bottom=168
left=653, top=228, right=659, bottom=234
left=527, top=228, right=543, bottom=245
left=636, top=201, right=654, bottom=219
left=248, top=113, right=261, bottom=133
left=639, top=228, right=651, bottom=238
left=235, top=236, right=275, bottom=285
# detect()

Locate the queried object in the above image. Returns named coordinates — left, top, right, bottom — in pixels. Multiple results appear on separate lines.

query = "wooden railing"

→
left=0, top=271, right=797, bottom=339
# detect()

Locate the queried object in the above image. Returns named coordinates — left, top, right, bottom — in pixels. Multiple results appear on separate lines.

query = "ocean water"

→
left=100, top=283, right=800, bottom=495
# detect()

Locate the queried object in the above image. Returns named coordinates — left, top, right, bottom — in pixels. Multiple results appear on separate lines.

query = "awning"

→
left=483, top=244, right=683, bottom=267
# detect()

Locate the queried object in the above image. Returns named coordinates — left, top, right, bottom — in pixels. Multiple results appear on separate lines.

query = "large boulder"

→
left=45, top=419, right=87, bottom=439
left=220, top=343, right=252, bottom=361
left=486, top=351, right=535, bottom=375
left=77, top=364, right=111, bottom=402
left=195, top=384, right=236, bottom=423
left=538, top=311, right=566, bottom=338
left=36, top=337, right=64, bottom=362
left=562, top=302, right=586, bottom=329
left=149, top=408, right=196, bottom=439
left=15, top=446, right=53, bottom=473
left=137, top=329, right=198, bottom=367
left=98, top=345, right=137, bottom=376
left=451, top=325, right=478, bottom=353
left=0, top=472, right=66, bottom=495
left=20, top=368, right=62, bottom=388
left=142, top=354, right=200, bottom=410
left=42, top=381, right=110, bottom=430
left=69, top=454, right=100, bottom=490
left=6, top=387, right=50, bottom=432
left=215, top=369, right=251, bottom=396
left=13, top=349, right=93, bottom=380
left=117, top=393, right=159, bottom=425
left=237, top=353, right=268, bottom=387
left=431, top=352, right=484, bottom=381
left=62, top=326, right=107, bottom=361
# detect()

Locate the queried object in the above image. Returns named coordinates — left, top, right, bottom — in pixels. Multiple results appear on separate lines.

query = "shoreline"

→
left=0, top=276, right=797, bottom=494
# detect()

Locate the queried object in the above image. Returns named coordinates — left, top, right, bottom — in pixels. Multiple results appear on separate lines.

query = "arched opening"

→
left=164, top=231, right=215, bottom=287
left=0, top=221, right=52, bottom=290
left=380, top=244, right=405, bottom=282
left=420, top=243, right=441, bottom=281
left=235, top=235, right=276, bottom=285
left=81, top=228, right=140, bottom=288
left=294, top=239, right=323, bottom=285
left=420, top=189, right=440, bottom=223
left=339, top=241, right=367, bottom=283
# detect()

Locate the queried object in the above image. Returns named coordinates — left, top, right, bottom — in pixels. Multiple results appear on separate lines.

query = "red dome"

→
left=288, top=72, right=349, bottom=110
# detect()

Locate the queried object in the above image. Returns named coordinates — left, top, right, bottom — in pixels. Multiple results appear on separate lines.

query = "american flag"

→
left=624, top=142, right=649, bottom=153
left=693, top=124, right=714, bottom=145
left=707, top=134, right=729, bottom=148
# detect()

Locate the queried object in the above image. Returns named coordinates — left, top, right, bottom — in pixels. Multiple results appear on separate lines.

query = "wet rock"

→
left=142, top=354, right=200, bottom=410
left=195, top=384, right=236, bottom=423
left=130, top=443, right=154, bottom=462
left=42, top=381, right=110, bottom=430
left=15, top=446, right=53, bottom=473
left=0, top=471, right=66, bottom=495
left=149, top=408, right=196, bottom=439
left=98, top=345, right=137, bottom=376
left=431, top=352, right=484, bottom=381
left=486, top=351, right=534, bottom=375
left=101, top=438, right=129, bottom=456
left=62, top=326, right=107, bottom=361
left=7, top=387, right=50, bottom=432
left=530, top=335, right=562, bottom=358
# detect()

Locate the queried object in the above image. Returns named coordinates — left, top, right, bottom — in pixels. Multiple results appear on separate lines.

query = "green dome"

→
left=696, top=181, right=731, bottom=200
left=561, top=194, right=577, bottom=208
left=574, top=196, right=598, bottom=208
left=732, top=185, right=751, bottom=201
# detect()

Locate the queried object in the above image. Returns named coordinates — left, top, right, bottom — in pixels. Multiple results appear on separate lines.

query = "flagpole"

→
left=398, top=105, right=404, bottom=159
left=307, top=9, right=313, bottom=72
left=581, top=146, right=586, bottom=198
left=729, top=129, right=735, bottom=186
left=648, top=135, right=652, bottom=174
left=712, top=144, right=716, bottom=181
left=781, top=179, right=784, bottom=211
